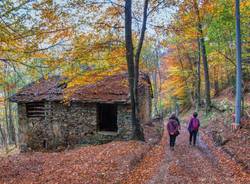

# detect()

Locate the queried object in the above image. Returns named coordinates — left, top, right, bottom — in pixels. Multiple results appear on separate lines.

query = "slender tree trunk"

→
left=200, top=32, right=211, bottom=111
left=196, top=38, right=201, bottom=111
left=0, top=124, right=8, bottom=153
left=3, top=63, right=16, bottom=144
left=152, top=45, right=162, bottom=116
left=213, top=66, right=219, bottom=96
left=235, top=0, right=242, bottom=125
left=125, top=0, right=150, bottom=140
left=152, top=70, right=159, bottom=115
left=125, top=0, right=144, bottom=140
left=3, top=88, right=10, bottom=145
left=157, top=59, right=163, bottom=117
left=176, top=45, right=194, bottom=103
left=134, top=0, right=149, bottom=127
left=193, top=0, right=211, bottom=112
left=7, top=90, right=16, bottom=145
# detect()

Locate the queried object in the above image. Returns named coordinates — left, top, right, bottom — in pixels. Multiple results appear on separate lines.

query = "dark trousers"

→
left=169, top=134, right=176, bottom=147
left=189, top=130, right=198, bottom=145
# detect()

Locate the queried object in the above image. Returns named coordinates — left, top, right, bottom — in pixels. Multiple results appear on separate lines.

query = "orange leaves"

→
left=159, top=42, right=195, bottom=108
left=106, top=6, right=123, bottom=17
left=0, top=0, right=72, bottom=84
left=0, top=141, right=149, bottom=184
left=31, top=52, right=48, bottom=59
left=57, top=30, right=128, bottom=101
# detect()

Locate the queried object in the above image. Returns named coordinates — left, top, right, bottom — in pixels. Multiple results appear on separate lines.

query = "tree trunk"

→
left=3, top=63, right=16, bottom=145
left=3, top=88, right=10, bottom=145
left=0, top=124, right=8, bottom=153
left=176, top=45, right=194, bottom=103
left=125, top=0, right=144, bottom=140
left=213, top=66, right=219, bottom=96
left=7, top=90, right=16, bottom=145
left=199, top=32, right=211, bottom=111
left=152, top=69, right=159, bottom=116
left=193, top=0, right=211, bottom=111
left=155, top=47, right=162, bottom=116
left=157, top=58, right=163, bottom=117
left=235, top=0, right=242, bottom=125
left=133, top=0, right=149, bottom=129
left=196, top=37, right=201, bottom=111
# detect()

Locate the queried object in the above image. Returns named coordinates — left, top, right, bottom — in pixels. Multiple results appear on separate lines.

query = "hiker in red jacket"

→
left=167, top=113, right=180, bottom=150
left=188, top=112, right=200, bottom=146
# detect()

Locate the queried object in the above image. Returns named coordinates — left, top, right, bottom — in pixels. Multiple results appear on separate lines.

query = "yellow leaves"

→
left=58, top=31, right=127, bottom=101
left=172, top=85, right=186, bottom=98
left=41, top=8, right=58, bottom=22
left=32, top=52, right=48, bottom=59
left=63, top=66, right=125, bottom=102
left=0, top=0, right=73, bottom=84
left=183, top=27, right=198, bottom=40
left=0, top=75, right=4, bottom=85
left=159, top=42, right=195, bottom=108
left=44, top=74, right=49, bottom=80
left=0, top=96, right=4, bottom=103
left=241, top=0, right=250, bottom=18
left=106, top=6, right=123, bottom=17
left=209, top=51, right=225, bottom=67
left=33, top=0, right=59, bottom=23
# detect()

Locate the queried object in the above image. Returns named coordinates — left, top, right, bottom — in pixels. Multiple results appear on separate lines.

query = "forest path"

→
left=146, top=116, right=248, bottom=184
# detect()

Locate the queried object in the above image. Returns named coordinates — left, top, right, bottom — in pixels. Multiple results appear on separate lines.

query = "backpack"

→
left=192, top=118, right=199, bottom=131
left=173, top=120, right=180, bottom=136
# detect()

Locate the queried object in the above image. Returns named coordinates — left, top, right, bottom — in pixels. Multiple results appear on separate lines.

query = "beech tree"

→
left=234, top=0, right=242, bottom=125
left=0, top=0, right=72, bottom=148
left=125, top=0, right=149, bottom=140
left=193, top=0, right=211, bottom=112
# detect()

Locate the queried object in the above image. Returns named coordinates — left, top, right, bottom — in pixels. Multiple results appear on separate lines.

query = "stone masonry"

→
left=18, top=102, right=134, bottom=151
left=13, top=73, right=152, bottom=151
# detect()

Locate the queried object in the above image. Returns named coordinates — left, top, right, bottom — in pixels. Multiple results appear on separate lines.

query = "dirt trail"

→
left=145, top=117, right=250, bottom=184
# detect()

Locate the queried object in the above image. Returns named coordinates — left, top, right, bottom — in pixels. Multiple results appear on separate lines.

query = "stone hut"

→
left=10, top=73, right=152, bottom=151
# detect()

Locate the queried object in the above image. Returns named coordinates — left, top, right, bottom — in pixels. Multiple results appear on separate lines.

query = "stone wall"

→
left=51, top=102, right=97, bottom=147
left=117, top=104, right=133, bottom=139
left=17, top=102, right=134, bottom=151
left=138, top=85, right=152, bottom=124
left=17, top=103, right=29, bottom=151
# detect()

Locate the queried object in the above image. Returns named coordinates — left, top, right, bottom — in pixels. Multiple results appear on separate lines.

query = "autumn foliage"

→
left=160, top=0, right=250, bottom=110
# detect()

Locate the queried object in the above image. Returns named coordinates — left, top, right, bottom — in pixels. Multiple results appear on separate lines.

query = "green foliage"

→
left=162, top=0, right=250, bottom=111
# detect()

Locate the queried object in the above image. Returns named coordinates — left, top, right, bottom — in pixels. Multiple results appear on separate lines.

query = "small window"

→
left=26, top=102, right=45, bottom=118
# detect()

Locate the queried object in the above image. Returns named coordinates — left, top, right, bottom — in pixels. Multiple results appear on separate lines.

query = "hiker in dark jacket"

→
left=167, top=113, right=180, bottom=150
left=188, top=112, right=200, bottom=146
left=173, top=116, right=181, bottom=129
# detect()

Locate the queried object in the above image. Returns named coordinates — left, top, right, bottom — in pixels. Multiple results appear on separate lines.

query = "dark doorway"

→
left=97, top=104, right=118, bottom=132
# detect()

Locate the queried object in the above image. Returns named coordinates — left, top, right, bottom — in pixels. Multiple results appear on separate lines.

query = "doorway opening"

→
left=97, top=104, right=118, bottom=132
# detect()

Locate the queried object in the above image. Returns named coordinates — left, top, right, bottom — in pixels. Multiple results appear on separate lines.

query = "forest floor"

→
left=0, top=145, right=18, bottom=157
left=0, top=115, right=250, bottom=184
left=124, top=88, right=250, bottom=184
left=0, top=141, right=149, bottom=184
left=0, top=121, right=162, bottom=184
left=125, top=115, right=250, bottom=184
left=1, top=89, right=250, bottom=184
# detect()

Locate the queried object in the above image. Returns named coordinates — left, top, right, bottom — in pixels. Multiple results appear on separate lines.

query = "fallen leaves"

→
left=1, top=116, right=249, bottom=184
left=205, top=117, right=250, bottom=173
left=0, top=118, right=163, bottom=184
left=0, top=141, right=149, bottom=184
